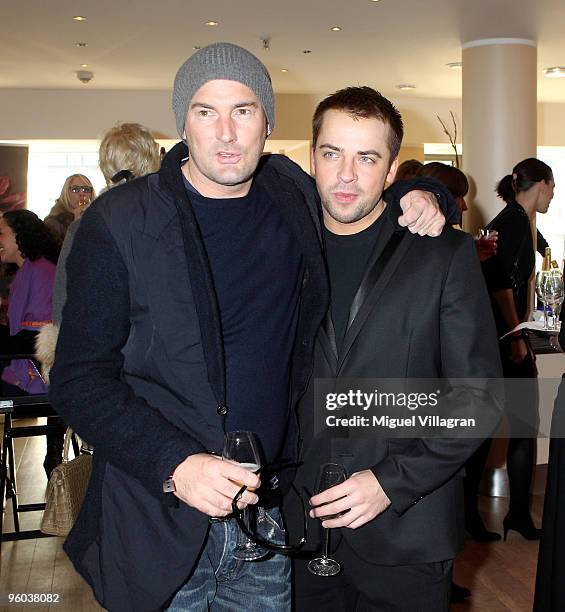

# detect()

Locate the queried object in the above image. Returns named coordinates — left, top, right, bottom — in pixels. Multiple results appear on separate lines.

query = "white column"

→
left=462, top=38, right=537, bottom=234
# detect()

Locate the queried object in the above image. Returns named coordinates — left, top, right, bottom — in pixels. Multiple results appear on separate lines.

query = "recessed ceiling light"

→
left=544, top=67, right=565, bottom=78
left=446, top=61, right=462, bottom=70
left=281, top=68, right=288, bottom=73
left=303, top=49, right=312, bottom=54
left=80, top=63, right=89, bottom=68
left=369, top=0, right=382, bottom=3
left=396, top=83, right=416, bottom=90
left=205, top=20, right=219, bottom=26
left=75, top=42, right=88, bottom=47
left=331, top=26, right=342, bottom=32
left=73, top=16, right=86, bottom=22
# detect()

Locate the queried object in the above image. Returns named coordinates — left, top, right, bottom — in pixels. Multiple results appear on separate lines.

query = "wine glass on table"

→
left=222, top=430, right=268, bottom=561
left=544, top=272, right=564, bottom=330
left=307, top=463, right=347, bottom=577
left=536, top=270, right=550, bottom=329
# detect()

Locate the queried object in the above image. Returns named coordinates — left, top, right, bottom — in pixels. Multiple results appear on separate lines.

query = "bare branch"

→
left=436, top=112, right=460, bottom=168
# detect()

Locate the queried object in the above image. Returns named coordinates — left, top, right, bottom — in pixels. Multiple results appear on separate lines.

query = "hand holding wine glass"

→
left=474, top=229, right=498, bottom=262
left=222, top=430, right=268, bottom=561
left=307, top=463, right=347, bottom=577
left=171, top=452, right=259, bottom=517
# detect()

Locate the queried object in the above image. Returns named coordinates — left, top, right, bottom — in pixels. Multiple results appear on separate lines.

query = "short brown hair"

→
left=417, top=162, right=469, bottom=199
left=394, top=159, right=423, bottom=182
left=312, top=86, right=404, bottom=161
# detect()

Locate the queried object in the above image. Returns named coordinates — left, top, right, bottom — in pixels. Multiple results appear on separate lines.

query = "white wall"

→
left=0, top=88, right=466, bottom=145
left=3, top=87, right=565, bottom=153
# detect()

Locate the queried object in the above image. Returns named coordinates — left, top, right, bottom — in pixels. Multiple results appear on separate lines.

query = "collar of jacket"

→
left=157, top=142, right=329, bottom=415
left=158, top=142, right=227, bottom=412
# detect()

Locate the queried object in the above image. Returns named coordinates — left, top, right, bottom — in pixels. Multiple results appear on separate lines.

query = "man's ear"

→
left=387, top=157, right=399, bottom=184
left=310, top=145, right=316, bottom=177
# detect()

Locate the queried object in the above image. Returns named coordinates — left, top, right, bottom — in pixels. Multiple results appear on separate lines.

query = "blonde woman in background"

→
left=98, top=122, right=160, bottom=187
left=36, top=123, right=160, bottom=380
left=44, top=174, right=95, bottom=245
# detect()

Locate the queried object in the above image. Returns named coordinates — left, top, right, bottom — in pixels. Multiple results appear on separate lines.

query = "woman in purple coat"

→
left=0, top=209, right=60, bottom=474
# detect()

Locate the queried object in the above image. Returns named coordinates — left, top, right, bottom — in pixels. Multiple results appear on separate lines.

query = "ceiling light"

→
left=193, top=46, right=201, bottom=50
left=75, top=42, right=88, bottom=47
left=396, top=84, right=416, bottom=90
left=73, top=15, right=86, bottom=22
left=369, top=0, right=382, bottom=3
left=80, top=63, right=89, bottom=68
left=544, top=67, right=565, bottom=78
left=205, top=20, right=219, bottom=26
left=302, top=49, right=312, bottom=54
left=331, top=26, right=342, bottom=32
left=281, top=68, right=288, bottom=73
left=446, top=61, right=462, bottom=70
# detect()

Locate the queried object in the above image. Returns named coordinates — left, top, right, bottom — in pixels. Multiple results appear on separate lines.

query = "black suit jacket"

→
left=285, top=219, right=503, bottom=565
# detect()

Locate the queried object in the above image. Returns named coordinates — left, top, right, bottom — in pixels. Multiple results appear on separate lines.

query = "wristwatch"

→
left=163, top=476, right=176, bottom=494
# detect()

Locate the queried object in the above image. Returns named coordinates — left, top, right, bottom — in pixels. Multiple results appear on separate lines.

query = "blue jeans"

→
left=167, top=507, right=290, bottom=611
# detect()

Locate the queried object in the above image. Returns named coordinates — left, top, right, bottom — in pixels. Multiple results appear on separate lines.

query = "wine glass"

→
left=544, top=272, right=564, bottom=330
left=307, top=463, right=347, bottom=577
left=474, top=229, right=498, bottom=262
left=536, top=270, right=550, bottom=329
left=222, top=431, right=268, bottom=561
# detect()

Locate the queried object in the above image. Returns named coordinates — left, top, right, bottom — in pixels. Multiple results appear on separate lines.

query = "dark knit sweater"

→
left=184, top=177, right=304, bottom=462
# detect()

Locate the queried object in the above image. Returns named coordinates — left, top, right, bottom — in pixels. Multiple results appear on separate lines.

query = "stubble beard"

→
left=321, top=188, right=383, bottom=227
left=188, top=146, right=261, bottom=189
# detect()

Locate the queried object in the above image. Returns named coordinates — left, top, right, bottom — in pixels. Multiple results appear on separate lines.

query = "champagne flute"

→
left=307, top=463, right=347, bottom=577
left=222, top=431, right=268, bottom=561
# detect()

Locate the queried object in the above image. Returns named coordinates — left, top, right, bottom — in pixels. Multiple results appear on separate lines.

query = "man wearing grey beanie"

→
left=50, top=41, right=452, bottom=612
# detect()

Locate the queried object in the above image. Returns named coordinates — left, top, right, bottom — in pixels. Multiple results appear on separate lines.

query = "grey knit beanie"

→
left=172, top=42, right=275, bottom=139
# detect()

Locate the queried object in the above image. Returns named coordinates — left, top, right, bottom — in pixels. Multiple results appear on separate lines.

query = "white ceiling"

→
left=3, top=0, right=565, bottom=102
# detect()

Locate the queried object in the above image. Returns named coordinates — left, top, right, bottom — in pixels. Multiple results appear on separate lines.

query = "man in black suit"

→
left=289, top=87, right=503, bottom=611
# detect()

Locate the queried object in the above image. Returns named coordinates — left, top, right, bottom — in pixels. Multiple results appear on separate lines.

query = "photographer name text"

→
left=326, top=415, right=476, bottom=429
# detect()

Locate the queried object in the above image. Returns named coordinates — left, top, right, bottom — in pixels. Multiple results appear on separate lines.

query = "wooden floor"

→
left=1, top=419, right=102, bottom=612
left=1, top=418, right=544, bottom=611
left=452, top=494, right=542, bottom=612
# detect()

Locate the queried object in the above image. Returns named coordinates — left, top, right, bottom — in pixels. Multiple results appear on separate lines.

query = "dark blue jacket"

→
left=49, top=143, right=329, bottom=611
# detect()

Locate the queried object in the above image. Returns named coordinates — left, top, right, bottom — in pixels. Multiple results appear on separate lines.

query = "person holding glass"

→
left=44, top=174, right=95, bottom=245
left=48, top=44, right=451, bottom=612
left=481, top=158, right=555, bottom=541
left=286, top=87, right=502, bottom=612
